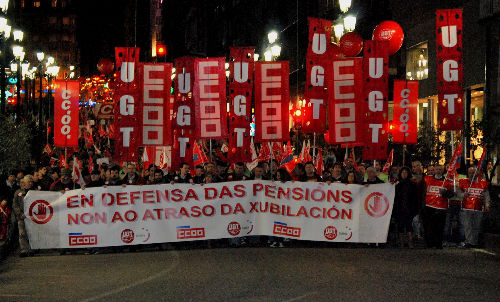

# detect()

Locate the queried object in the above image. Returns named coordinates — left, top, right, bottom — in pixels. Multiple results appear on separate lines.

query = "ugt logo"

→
left=29, top=200, right=54, bottom=224
left=364, top=192, right=390, bottom=218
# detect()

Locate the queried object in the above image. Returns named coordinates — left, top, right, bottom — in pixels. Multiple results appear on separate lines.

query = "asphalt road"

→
left=1, top=246, right=499, bottom=302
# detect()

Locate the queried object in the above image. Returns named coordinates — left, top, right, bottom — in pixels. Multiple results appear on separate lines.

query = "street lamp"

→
left=333, top=24, right=344, bottom=41
left=339, top=0, right=352, bottom=13
left=12, top=45, right=24, bottom=116
left=344, top=15, right=357, bottom=32
left=37, top=52, right=45, bottom=62
left=253, top=53, right=259, bottom=61
left=264, top=50, right=272, bottom=62
left=0, top=0, right=8, bottom=12
left=37, top=51, right=45, bottom=124
left=13, top=29, right=23, bottom=42
left=271, top=44, right=281, bottom=57
left=46, top=56, right=54, bottom=66
left=268, top=31, right=278, bottom=44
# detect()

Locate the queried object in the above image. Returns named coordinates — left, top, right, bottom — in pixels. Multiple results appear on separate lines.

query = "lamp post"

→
left=46, top=64, right=59, bottom=121
left=12, top=43, right=23, bottom=116
left=0, top=16, right=8, bottom=114
left=37, top=51, right=44, bottom=125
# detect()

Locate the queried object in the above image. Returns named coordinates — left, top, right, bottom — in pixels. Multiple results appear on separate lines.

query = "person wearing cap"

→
left=50, top=168, right=80, bottom=192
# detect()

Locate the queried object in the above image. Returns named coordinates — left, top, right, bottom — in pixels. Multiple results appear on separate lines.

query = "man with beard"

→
left=50, top=168, right=80, bottom=192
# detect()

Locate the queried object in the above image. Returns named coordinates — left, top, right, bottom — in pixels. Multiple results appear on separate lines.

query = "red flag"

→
left=43, top=143, right=53, bottom=155
left=299, top=141, right=312, bottom=163
left=193, top=140, right=208, bottom=167
left=88, top=155, right=94, bottom=173
left=107, top=124, right=116, bottom=138
left=315, top=148, right=324, bottom=175
left=246, top=138, right=260, bottom=171
left=351, top=149, right=359, bottom=172
left=49, top=157, right=57, bottom=166
left=382, top=149, right=394, bottom=174
left=258, top=142, right=272, bottom=162
left=272, top=142, right=284, bottom=164
left=445, top=142, right=463, bottom=182
left=99, top=125, right=107, bottom=137
left=84, top=130, right=94, bottom=149
left=72, top=157, right=86, bottom=187
left=60, top=154, right=68, bottom=168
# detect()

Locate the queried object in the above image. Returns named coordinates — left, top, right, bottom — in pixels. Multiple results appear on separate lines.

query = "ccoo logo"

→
left=364, top=192, right=390, bottom=218
left=29, top=200, right=54, bottom=224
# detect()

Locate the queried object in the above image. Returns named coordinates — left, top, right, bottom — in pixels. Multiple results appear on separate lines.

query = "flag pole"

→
left=313, top=133, right=316, bottom=160
left=403, top=144, right=407, bottom=166
left=209, top=139, right=213, bottom=162
left=451, top=131, right=456, bottom=191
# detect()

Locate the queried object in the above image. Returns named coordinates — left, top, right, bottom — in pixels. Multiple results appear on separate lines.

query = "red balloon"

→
left=372, top=20, right=404, bottom=55
left=339, top=32, right=364, bottom=57
left=330, top=42, right=343, bottom=59
left=97, top=58, right=115, bottom=75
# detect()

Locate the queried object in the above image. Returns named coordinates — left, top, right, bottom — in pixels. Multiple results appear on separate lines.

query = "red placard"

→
left=254, top=61, right=290, bottom=142
left=172, top=56, right=196, bottom=170
left=54, top=80, right=79, bottom=147
left=392, top=80, right=419, bottom=144
left=328, top=58, right=363, bottom=145
left=138, top=63, right=172, bottom=146
left=114, top=47, right=140, bottom=161
left=228, top=47, right=254, bottom=163
left=436, top=9, right=463, bottom=130
left=194, top=58, right=227, bottom=139
left=303, top=17, right=331, bottom=133
left=362, top=40, right=390, bottom=160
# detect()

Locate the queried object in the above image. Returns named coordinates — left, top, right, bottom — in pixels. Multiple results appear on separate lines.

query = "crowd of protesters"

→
left=0, top=138, right=495, bottom=256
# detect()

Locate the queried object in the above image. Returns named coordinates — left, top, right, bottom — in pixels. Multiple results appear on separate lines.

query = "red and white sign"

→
left=138, top=63, right=172, bottom=146
left=392, top=80, right=418, bottom=144
left=194, top=58, right=227, bottom=139
left=54, top=80, right=79, bottom=147
left=114, top=47, right=140, bottom=161
left=255, top=62, right=290, bottom=142
left=303, top=17, right=331, bottom=133
left=172, top=56, right=196, bottom=170
left=436, top=9, right=463, bottom=130
left=28, top=200, right=53, bottom=224
left=69, top=234, right=97, bottom=246
left=328, top=58, right=363, bottom=144
left=23, top=182, right=395, bottom=248
left=228, top=47, right=254, bottom=163
left=362, top=40, right=390, bottom=160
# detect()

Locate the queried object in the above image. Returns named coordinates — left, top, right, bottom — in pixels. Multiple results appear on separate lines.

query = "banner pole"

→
left=313, top=133, right=316, bottom=160
left=451, top=131, right=456, bottom=190
left=209, top=139, right=213, bottom=162
left=403, top=144, right=406, bottom=166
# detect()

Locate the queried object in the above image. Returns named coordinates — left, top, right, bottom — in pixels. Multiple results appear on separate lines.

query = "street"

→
left=0, top=246, right=499, bottom=302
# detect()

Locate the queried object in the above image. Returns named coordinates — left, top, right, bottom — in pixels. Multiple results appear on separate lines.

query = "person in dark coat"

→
left=394, top=166, right=418, bottom=248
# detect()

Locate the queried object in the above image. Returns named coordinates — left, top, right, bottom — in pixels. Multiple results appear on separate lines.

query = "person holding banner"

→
left=173, top=163, right=193, bottom=184
left=299, top=162, right=322, bottom=182
left=50, top=168, right=80, bottom=192
left=422, top=165, right=453, bottom=249
left=12, top=176, right=34, bottom=257
left=121, top=163, right=145, bottom=186
left=458, top=166, right=490, bottom=248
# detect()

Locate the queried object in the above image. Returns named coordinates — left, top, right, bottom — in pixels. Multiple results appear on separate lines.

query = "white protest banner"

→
left=23, top=181, right=394, bottom=249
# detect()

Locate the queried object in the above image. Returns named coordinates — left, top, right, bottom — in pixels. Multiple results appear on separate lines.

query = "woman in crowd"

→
left=394, top=166, right=418, bottom=248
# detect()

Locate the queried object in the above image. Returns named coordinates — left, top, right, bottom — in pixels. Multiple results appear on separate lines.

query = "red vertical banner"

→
left=255, top=61, right=290, bottom=142
left=392, top=80, right=419, bottom=144
left=436, top=9, right=463, bottom=130
left=362, top=40, right=390, bottom=160
left=138, top=63, right=172, bottom=146
left=194, top=58, right=227, bottom=139
left=172, top=56, right=196, bottom=170
left=53, top=80, right=79, bottom=147
left=328, top=58, right=363, bottom=145
left=228, top=47, right=254, bottom=163
left=114, top=47, right=140, bottom=161
left=303, top=17, right=331, bottom=133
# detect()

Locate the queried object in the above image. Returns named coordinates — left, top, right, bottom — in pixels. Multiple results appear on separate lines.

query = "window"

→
left=62, top=34, right=69, bottom=41
left=406, top=42, right=428, bottom=80
left=62, top=17, right=70, bottom=25
left=49, top=17, right=57, bottom=24
left=34, top=1, right=41, bottom=7
left=52, top=0, right=57, bottom=8
left=21, top=0, right=25, bottom=8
